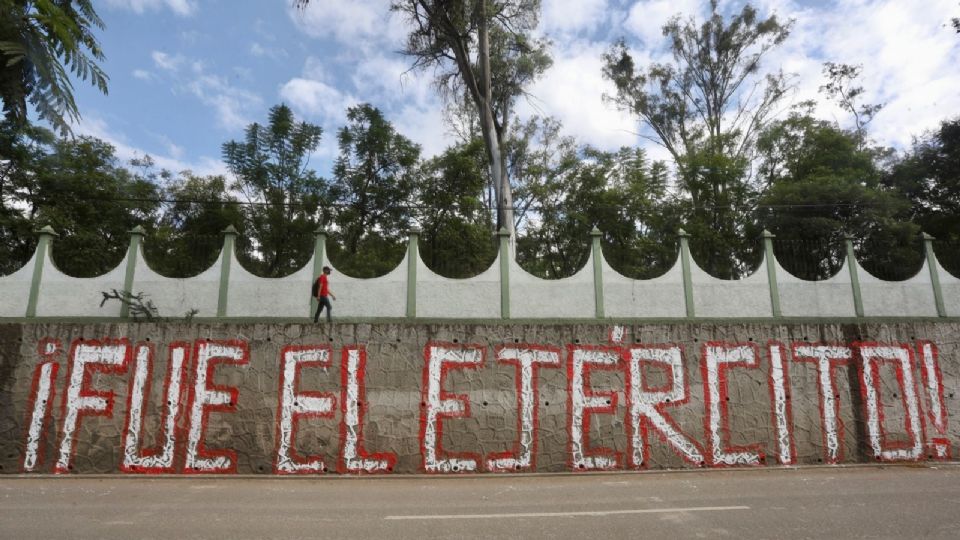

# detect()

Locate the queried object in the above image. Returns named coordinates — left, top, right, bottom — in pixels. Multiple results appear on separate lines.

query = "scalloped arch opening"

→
left=515, top=234, right=590, bottom=280
left=688, top=235, right=763, bottom=280
left=772, top=237, right=846, bottom=281
left=234, top=233, right=314, bottom=278
left=602, top=236, right=679, bottom=280
left=142, top=232, right=223, bottom=278
left=48, top=232, right=127, bottom=278
left=326, top=235, right=407, bottom=279
left=855, top=234, right=924, bottom=281
left=934, top=238, right=960, bottom=279
left=420, top=230, right=497, bottom=279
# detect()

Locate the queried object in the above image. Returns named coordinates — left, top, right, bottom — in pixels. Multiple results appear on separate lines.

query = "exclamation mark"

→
left=918, top=341, right=951, bottom=459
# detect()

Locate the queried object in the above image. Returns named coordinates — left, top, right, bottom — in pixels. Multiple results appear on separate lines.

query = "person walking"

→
left=313, top=266, right=336, bottom=323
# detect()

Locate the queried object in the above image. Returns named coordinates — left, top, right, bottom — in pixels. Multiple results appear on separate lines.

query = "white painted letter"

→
left=627, top=345, right=704, bottom=468
left=274, top=345, right=336, bottom=474
left=702, top=343, right=762, bottom=467
left=185, top=340, right=248, bottom=474
left=857, top=344, right=923, bottom=461
left=55, top=339, right=131, bottom=473
left=486, top=346, right=561, bottom=472
left=421, top=343, right=484, bottom=473
left=568, top=346, right=621, bottom=471
left=792, top=344, right=853, bottom=464
left=341, top=346, right=395, bottom=474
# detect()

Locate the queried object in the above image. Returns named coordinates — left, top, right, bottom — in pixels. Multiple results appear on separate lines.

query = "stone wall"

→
left=1, top=321, right=957, bottom=474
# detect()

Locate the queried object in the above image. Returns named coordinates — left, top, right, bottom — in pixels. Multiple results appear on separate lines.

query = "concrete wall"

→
left=3, top=231, right=958, bottom=321
left=1, top=321, right=957, bottom=475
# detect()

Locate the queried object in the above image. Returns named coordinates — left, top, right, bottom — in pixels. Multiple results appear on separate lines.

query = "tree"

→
left=330, top=104, right=420, bottom=277
left=415, top=138, right=496, bottom=278
left=27, top=135, right=160, bottom=277
left=0, top=119, right=54, bottom=273
left=757, top=106, right=918, bottom=280
left=887, top=117, right=960, bottom=244
left=603, top=1, right=792, bottom=278
left=222, top=104, right=327, bottom=277
left=147, top=173, right=245, bottom=278
left=0, top=0, right=108, bottom=135
left=819, top=62, right=884, bottom=151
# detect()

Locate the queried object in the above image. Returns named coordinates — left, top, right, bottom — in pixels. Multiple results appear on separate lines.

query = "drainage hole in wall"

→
left=748, top=337, right=754, bottom=342
left=835, top=394, right=840, bottom=399
left=950, top=393, right=955, bottom=399
left=258, top=465, right=265, bottom=472
left=911, top=336, right=916, bottom=340
left=893, top=393, right=898, bottom=398
left=725, top=397, right=730, bottom=402
left=420, top=402, right=426, bottom=407
left=605, top=399, right=611, bottom=405
left=167, top=400, right=172, bottom=406
left=396, top=338, right=401, bottom=343
left=803, top=336, right=809, bottom=341
left=817, top=459, right=822, bottom=463
left=321, top=466, right=327, bottom=472
left=544, top=401, right=550, bottom=406
left=266, top=337, right=271, bottom=342
left=453, top=339, right=459, bottom=343
left=693, top=338, right=698, bottom=343
left=698, top=461, right=705, bottom=467
left=578, top=464, right=585, bottom=469
left=514, top=338, right=519, bottom=343
left=482, top=401, right=488, bottom=407
left=453, top=466, right=459, bottom=472
left=575, top=339, right=581, bottom=344
left=328, top=337, right=334, bottom=342
left=515, top=464, right=521, bottom=470
left=785, top=395, right=790, bottom=400
left=145, top=337, right=151, bottom=342
left=665, top=398, right=671, bottom=403
left=294, top=401, right=299, bottom=407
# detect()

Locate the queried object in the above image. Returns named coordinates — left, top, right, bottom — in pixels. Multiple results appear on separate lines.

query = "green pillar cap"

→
left=844, top=234, right=856, bottom=241
left=314, top=227, right=326, bottom=236
left=36, top=225, right=58, bottom=237
left=762, top=229, right=775, bottom=239
left=922, top=232, right=935, bottom=241
left=409, top=227, right=421, bottom=236
left=222, top=225, right=238, bottom=235
left=497, top=227, right=511, bottom=238
left=678, top=228, right=689, bottom=237
left=590, top=227, right=602, bottom=237
left=129, top=225, right=146, bottom=236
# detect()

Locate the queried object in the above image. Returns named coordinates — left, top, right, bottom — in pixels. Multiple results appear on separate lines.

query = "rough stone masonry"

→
left=1, top=321, right=957, bottom=474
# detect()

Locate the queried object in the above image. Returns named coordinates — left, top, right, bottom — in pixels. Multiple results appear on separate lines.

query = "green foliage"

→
left=222, top=104, right=327, bottom=277
left=603, top=1, right=792, bottom=278
left=0, top=0, right=108, bottom=135
left=146, top=173, right=244, bottom=278
left=0, top=119, right=52, bottom=273
left=416, top=138, right=496, bottom=278
left=328, top=104, right=421, bottom=277
left=757, top=108, right=918, bottom=280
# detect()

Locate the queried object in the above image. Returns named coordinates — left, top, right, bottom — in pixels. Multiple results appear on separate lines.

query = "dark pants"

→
left=314, top=296, right=332, bottom=322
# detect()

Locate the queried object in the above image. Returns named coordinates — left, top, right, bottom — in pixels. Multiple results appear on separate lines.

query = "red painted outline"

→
left=338, top=345, right=396, bottom=474
left=20, top=339, right=62, bottom=472
left=55, top=338, right=132, bottom=474
left=419, top=341, right=485, bottom=474
left=271, top=344, right=335, bottom=475
left=183, top=339, right=249, bottom=475
left=485, top=344, right=562, bottom=473
left=566, top=344, right=622, bottom=472
left=700, top=342, right=764, bottom=468
left=120, top=342, right=189, bottom=474
left=766, top=341, right=797, bottom=465
left=855, top=342, right=922, bottom=462
left=791, top=342, right=852, bottom=464
left=625, top=343, right=704, bottom=469
left=916, top=341, right=951, bottom=460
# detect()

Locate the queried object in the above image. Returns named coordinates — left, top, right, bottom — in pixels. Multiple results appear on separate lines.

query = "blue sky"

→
left=71, top=0, right=960, bottom=179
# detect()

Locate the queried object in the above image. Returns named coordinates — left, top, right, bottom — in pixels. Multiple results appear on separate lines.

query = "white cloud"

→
left=103, top=0, right=197, bottom=17
left=624, top=0, right=705, bottom=46
left=541, top=0, right=611, bottom=36
left=250, top=42, right=288, bottom=60
left=288, top=0, right=406, bottom=47
left=518, top=41, right=639, bottom=151
left=151, top=51, right=184, bottom=71
left=280, top=78, right=358, bottom=128
left=132, top=69, right=153, bottom=81
left=70, top=115, right=226, bottom=177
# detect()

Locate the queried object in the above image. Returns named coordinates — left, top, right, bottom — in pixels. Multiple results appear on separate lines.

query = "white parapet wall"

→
left=1, top=230, right=957, bottom=320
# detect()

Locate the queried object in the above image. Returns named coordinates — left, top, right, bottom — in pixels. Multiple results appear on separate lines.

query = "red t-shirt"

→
left=318, top=274, right=330, bottom=297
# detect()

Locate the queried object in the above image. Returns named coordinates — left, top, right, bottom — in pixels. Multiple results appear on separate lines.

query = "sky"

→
left=68, top=0, right=960, bottom=180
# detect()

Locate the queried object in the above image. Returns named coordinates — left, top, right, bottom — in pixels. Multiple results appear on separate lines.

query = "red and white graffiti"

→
left=17, top=334, right=955, bottom=474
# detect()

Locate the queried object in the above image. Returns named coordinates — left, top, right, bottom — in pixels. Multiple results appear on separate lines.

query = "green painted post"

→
left=217, top=225, right=238, bottom=318
left=120, top=226, right=145, bottom=318
left=922, top=233, right=947, bottom=317
left=498, top=227, right=511, bottom=319
left=845, top=235, right=865, bottom=317
left=311, top=229, right=326, bottom=318
left=26, top=226, right=57, bottom=318
left=678, top=228, right=696, bottom=319
left=763, top=230, right=782, bottom=318
left=406, top=227, right=420, bottom=319
left=590, top=227, right=605, bottom=318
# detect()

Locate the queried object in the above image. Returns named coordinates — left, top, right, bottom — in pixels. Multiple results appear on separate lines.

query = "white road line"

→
left=385, top=505, right=750, bottom=520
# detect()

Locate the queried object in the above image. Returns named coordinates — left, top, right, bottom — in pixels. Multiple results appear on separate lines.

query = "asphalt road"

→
left=2, top=465, right=959, bottom=539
